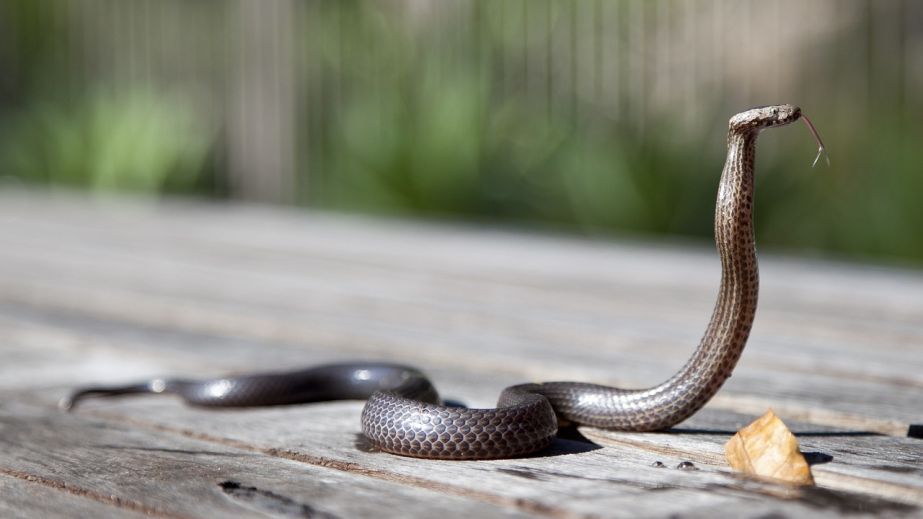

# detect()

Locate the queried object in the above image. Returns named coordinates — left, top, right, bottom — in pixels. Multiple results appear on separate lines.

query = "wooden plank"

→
left=0, top=403, right=538, bottom=519
left=1, top=294, right=917, bottom=438
left=0, top=195, right=919, bottom=436
left=7, top=392, right=919, bottom=519
left=0, top=473, right=150, bottom=519
left=585, top=410, right=923, bottom=505
left=0, top=197, right=919, bottom=432
left=2, top=191, right=920, bottom=357
left=1, top=192, right=921, bottom=517
left=1, top=300, right=920, bottom=516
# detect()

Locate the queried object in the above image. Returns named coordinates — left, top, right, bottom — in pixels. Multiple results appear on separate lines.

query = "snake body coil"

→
left=64, top=105, right=805, bottom=460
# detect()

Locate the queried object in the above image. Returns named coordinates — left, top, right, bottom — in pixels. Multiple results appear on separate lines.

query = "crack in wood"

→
left=219, top=480, right=339, bottom=519
left=494, top=465, right=682, bottom=490
left=907, top=425, right=923, bottom=439
left=94, top=444, right=241, bottom=457
left=0, top=467, right=188, bottom=519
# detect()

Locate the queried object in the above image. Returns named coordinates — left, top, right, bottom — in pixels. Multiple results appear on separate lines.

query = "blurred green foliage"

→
left=1, top=0, right=921, bottom=266
left=1, top=88, right=212, bottom=193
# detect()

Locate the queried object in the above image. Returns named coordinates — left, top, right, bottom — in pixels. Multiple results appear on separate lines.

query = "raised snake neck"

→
left=63, top=105, right=806, bottom=460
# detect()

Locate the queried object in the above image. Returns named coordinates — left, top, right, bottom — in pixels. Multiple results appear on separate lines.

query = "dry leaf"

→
left=725, top=409, right=814, bottom=485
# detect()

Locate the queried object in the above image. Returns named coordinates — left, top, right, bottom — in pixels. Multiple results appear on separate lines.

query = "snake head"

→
left=729, top=105, right=801, bottom=132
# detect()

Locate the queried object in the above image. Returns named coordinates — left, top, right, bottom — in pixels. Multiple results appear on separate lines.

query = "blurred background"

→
left=1, top=0, right=921, bottom=265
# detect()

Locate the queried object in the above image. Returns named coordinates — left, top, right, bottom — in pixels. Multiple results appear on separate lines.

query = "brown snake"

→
left=64, top=105, right=824, bottom=460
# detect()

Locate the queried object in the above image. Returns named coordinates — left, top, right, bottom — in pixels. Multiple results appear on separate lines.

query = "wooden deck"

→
left=1, top=191, right=920, bottom=518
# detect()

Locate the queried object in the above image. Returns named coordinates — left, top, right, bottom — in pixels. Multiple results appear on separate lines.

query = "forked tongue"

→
left=801, top=114, right=830, bottom=168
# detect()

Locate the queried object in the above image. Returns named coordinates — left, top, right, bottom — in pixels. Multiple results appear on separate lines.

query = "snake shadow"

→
left=539, top=426, right=604, bottom=457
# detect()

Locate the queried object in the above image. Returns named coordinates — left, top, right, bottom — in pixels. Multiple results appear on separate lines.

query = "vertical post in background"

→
left=227, top=0, right=296, bottom=203
left=625, top=0, right=644, bottom=133
left=544, top=0, right=552, bottom=123
left=902, top=0, right=922, bottom=124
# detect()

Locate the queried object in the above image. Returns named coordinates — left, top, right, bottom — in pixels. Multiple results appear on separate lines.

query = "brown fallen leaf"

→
left=725, top=409, right=815, bottom=485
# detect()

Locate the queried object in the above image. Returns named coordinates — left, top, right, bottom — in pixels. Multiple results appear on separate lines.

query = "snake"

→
left=63, top=105, right=825, bottom=460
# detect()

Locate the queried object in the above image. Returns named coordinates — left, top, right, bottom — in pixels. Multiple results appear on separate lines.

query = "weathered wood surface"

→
left=0, top=191, right=920, bottom=518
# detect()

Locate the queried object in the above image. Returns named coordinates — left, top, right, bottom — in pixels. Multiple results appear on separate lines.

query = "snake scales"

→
left=64, top=105, right=821, bottom=460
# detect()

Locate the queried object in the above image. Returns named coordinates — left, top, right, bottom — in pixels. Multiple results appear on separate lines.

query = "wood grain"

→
left=0, top=191, right=920, bottom=517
